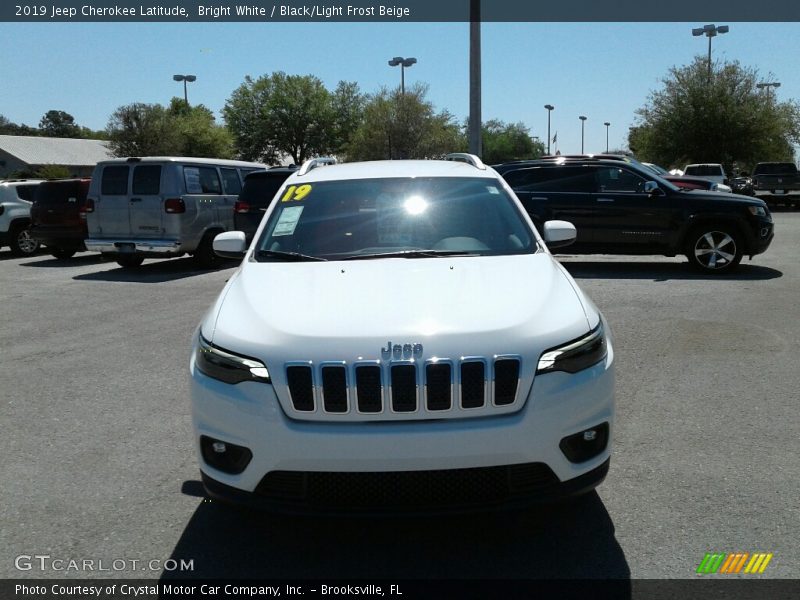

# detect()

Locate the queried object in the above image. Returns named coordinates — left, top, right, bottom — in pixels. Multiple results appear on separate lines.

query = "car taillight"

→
left=234, top=200, right=250, bottom=214
left=165, top=198, right=185, bottom=214
left=83, top=199, right=95, bottom=216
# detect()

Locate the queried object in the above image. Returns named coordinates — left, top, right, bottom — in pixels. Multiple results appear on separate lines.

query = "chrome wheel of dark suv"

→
left=688, top=228, right=742, bottom=273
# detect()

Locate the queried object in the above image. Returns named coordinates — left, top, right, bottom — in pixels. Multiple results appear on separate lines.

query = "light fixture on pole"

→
left=387, top=57, right=417, bottom=94
left=579, top=116, right=587, bottom=153
left=756, top=81, right=781, bottom=101
left=604, top=122, right=610, bottom=153
left=173, top=74, right=197, bottom=105
left=544, top=104, right=554, bottom=154
left=692, top=24, right=729, bottom=84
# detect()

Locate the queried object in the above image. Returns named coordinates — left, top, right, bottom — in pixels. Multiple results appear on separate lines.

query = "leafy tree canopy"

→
left=481, top=119, right=544, bottom=164
left=39, top=110, right=81, bottom=138
left=628, top=56, right=800, bottom=174
left=344, top=84, right=462, bottom=161
left=223, top=73, right=363, bottom=164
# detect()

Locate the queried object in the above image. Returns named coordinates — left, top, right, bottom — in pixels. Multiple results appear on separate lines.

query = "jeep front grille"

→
left=284, top=356, right=524, bottom=420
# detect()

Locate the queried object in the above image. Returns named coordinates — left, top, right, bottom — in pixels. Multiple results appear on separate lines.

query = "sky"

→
left=1, top=21, right=799, bottom=157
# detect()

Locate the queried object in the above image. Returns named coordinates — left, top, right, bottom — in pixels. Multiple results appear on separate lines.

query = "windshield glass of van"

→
left=254, top=177, right=537, bottom=261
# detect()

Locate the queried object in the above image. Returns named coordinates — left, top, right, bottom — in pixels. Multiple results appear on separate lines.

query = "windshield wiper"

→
left=341, top=250, right=482, bottom=260
left=255, top=249, right=327, bottom=262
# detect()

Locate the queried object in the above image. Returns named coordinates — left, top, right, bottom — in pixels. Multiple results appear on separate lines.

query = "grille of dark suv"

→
left=255, top=462, right=559, bottom=510
left=284, top=357, right=522, bottom=418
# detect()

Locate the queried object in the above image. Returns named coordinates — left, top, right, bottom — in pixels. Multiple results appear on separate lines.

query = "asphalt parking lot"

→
left=1, top=212, right=798, bottom=582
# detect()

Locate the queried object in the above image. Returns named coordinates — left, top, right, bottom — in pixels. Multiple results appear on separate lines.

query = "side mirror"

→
left=543, top=220, right=576, bottom=248
left=644, top=181, right=663, bottom=196
left=213, top=231, right=247, bottom=259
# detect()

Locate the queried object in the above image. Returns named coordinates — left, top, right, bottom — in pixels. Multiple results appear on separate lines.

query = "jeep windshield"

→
left=254, top=177, right=537, bottom=261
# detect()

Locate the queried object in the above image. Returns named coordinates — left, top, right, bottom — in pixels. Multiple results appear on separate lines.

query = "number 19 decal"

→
left=281, top=184, right=312, bottom=202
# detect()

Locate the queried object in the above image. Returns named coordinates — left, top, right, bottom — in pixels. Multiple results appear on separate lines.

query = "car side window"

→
left=101, top=166, right=130, bottom=195
left=220, top=168, right=242, bottom=195
left=184, top=166, right=222, bottom=194
left=15, top=185, right=39, bottom=201
left=132, top=165, right=162, bottom=195
left=595, top=167, right=647, bottom=193
left=503, top=166, right=594, bottom=193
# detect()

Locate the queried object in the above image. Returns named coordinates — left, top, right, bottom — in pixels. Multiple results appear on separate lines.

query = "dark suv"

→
left=234, top=167, right=297, bottom=243
left=494, top=156, right=774, bottom=273
left=30, top=178, right=92, bottom=259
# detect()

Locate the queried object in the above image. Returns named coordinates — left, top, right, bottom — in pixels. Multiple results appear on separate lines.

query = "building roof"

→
left=0, top=135, right=113, bottom=166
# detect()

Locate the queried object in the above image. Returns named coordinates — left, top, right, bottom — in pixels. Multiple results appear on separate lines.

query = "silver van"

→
left=85, top=157, right=266, bottom=268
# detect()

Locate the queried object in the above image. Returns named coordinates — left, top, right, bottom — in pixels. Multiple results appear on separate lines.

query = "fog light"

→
left=200, top=435, right=252, bottom=474
left=560, top=423, right=609, bottom=463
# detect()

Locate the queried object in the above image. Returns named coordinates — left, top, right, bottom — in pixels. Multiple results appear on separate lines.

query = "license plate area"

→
left=115, top=242, right=136, bottom=253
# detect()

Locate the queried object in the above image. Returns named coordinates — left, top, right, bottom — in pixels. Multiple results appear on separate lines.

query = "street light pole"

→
left=388, top=56, right=417, bottom=94
left=604, top=122, right=610, bottom=153
left=468, top=0, right=482, bottom=157
left=172, top=74, right=197, bottom=105
left=579, top=116, right=587, bottom=153
left=544, top=104, right=554, bottom=154
left=757, top=81, right=781, bottom=101
left=692, top=24, right=729, bottom=85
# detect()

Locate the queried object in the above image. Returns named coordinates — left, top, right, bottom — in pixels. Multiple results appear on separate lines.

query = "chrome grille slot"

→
left=425, top=362, right=452, bottom=411
left=493, top=358, right=520, bottom=405
left=321, top=365, right=348, bottom=413
left=460, top=361, right=486, bottom=408
left=355, top=365, right=383, bottom=413
left=391, top=364, right=417, bottom=412
left=286, top=365, right=314, bottom=411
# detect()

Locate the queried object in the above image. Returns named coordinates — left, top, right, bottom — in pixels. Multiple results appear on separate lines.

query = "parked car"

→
left=495, top=155, right=773, bottom=273
left=191, top=154, right=614, bottom=512
left=234, top=166, right=297, bottom=243
left=642, top=163, right=731, bottom=192
left=84, top=157, right=266, bottom=268
left=663, top=175, right=732, bottom=193
left=683, top=163, right=728, bottom=185
left=0, top=179, right=45, bottom=256
left=751, top=162, right=800, bottom=207
left=30, top=178, right=92, bottom=259
left=729, top=174, right=755, bottom=197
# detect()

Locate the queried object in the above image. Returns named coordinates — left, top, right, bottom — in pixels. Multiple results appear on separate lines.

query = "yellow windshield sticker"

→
left=281, top=184, right=313, bottom=202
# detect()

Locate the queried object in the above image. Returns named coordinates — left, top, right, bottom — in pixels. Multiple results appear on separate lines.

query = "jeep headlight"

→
left=537, top=323, right=607, bottom=374
left=747, top=206, right=767, bottom=217
left=195, top=334, right=271, bottom=384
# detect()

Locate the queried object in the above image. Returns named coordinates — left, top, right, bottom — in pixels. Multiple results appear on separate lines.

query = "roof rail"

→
left=444, top=153, right=487, bottom=170
left=297, top=157, right=337, bottom=176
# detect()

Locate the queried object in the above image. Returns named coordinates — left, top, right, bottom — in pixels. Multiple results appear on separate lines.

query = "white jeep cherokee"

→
left=189, top=155, right=615, bottom=513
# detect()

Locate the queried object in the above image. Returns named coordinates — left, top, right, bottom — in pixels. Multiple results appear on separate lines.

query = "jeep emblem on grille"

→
left=381, top=341, right=423, bottom=359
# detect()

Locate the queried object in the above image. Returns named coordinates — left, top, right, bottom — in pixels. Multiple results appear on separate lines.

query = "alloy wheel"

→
left=694, top=231, right=736, bottom=270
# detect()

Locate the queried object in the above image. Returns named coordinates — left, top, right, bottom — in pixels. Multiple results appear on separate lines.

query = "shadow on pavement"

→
left=560, top=260, right=782, bottom=282
left=161, top=483, right=630, bottom=583
left=19, top=253, right=107, bottom=267
left=67, top=257, right=236, bottom=283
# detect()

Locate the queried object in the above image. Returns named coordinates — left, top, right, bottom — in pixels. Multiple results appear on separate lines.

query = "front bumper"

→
left=84, top=238, right=183, bottom=257
left=189, top=343, right=615, bottom=513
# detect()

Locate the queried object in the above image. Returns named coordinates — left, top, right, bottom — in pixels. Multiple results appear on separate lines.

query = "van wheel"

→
left=116, top=255, right=145, bottom=268
left=9, top=224, right=40, bottom=257
left=51, top=247, right=77, bottom=260
left=195, top=232, right=221, bottom=269
left=685, top=226, right=742, bottom=273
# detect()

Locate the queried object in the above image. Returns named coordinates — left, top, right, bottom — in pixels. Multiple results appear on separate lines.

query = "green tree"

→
left=0, top=115, right=39, bottom=136
left=168, top=98, right=234, bottom=158
left=39, top=110, right=81, bottom=138
left=481, top=120, right=544, bottom=164
left=629, top=56, right=800, bottom=173
left=106, top=103, right=180, bottom=156
left=36, top=165, right=72, bottom=179
left=345, top=84, right=462, bottom=161
left=223, top=73, right=363, bottom=164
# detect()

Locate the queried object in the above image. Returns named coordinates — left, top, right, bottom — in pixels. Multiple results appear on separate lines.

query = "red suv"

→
left=30, top=178, right=92, bottom=259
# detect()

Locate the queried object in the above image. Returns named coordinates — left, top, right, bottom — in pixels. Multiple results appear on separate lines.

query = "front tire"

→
left=51, top=247, right=77, bottom=260
left=9, top=224, right=40, bottom=257
left=116, top=255, right=145, bottom=268
left=685, top=226, right=742, bottom=273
